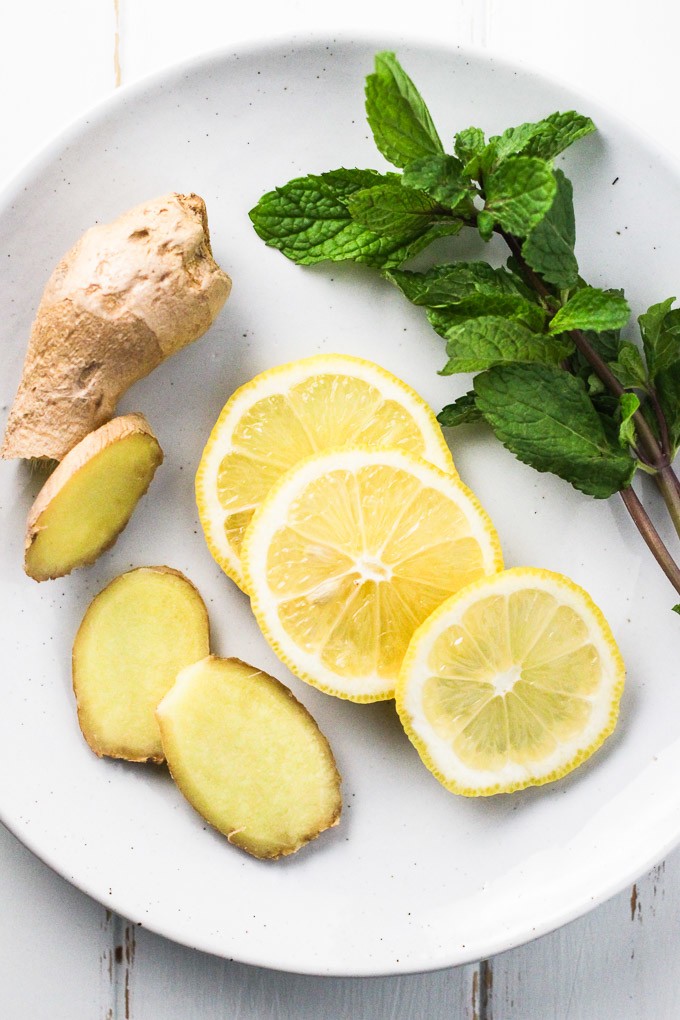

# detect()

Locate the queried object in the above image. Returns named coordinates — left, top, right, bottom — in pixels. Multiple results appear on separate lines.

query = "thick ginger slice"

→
left=72, top=567, right=211, bottom=763
left=3, top=192, right=231, bottom=461
left=157, top=656, right=343, bottom=859
left=25, top=412, right=163, bottom=580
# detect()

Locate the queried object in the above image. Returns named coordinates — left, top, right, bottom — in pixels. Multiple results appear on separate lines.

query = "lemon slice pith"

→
left=243, top=446, right=503, bottom=703
left=195, top=354, right=456, bottom=590
left=396, top=567, right=625, bottom=796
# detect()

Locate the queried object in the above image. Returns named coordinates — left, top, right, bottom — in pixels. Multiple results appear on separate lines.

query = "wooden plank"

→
left=484, top=846, right=680, bottom=1018
left=122, top=923, right=477, bottom=1020
left=0, top=824, right=113, bottom=1020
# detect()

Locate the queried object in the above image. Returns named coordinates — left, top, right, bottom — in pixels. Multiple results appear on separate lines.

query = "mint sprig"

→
left=365, top=51, right=444, bottom=168
left=249, top=51, right=680, bottom=604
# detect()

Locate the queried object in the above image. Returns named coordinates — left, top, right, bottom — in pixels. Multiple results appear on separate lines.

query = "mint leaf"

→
left=249, top=169, right=452, bottom=268
left=464, top=143, right=499, bottom=181
left=490, top=122, right=546, bottom=162
left=610, top=342, right=648, bottom=389
left=474, top=363, right=636, bottom=497
left=619, top=392, right=640, bottom=449
left=656, top=363, right=680, bottom=452
left=549, top=287, right=630, bottom=334
left=521, top=111, right=596, bottom=161
left=582, top=329, right=622, bottom=363
left=484, top=156, right=557, bottom=236
left=522, top=169, right=578, bottom=288
left=490, top=112, right=595, bottom=164
left=365, top=52, right=443, bottom=169
left=437, top=392, right=483, bottom=426
left=673, top=604, right=680, bottom=615
left=639, top=298, right=680, bottom=377
left=347, top=184, right=440, bottom=238
left=386, top=262, right=527, bottom=306
left=454, top=127, right=485, bottom=164
left=428, top=294, right=547, bottom=334
left=439, top=316, right=570, bottom=373
left=402, top=155, right=471, bottom=208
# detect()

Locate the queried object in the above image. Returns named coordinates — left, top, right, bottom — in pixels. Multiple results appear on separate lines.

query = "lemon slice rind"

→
left=396, top=567, right=625, bottom=796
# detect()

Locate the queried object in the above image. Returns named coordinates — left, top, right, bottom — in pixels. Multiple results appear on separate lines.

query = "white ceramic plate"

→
left=2, top=37, right=680, bottom=977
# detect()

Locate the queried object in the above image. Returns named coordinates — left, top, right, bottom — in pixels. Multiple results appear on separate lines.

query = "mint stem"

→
left=498, top=227, right=680, bottom=586
left=657, top=467, right=680, bottom=537
left=500, top=228, right=679, bottom=479
left=620, top=486, right=680, bottom=595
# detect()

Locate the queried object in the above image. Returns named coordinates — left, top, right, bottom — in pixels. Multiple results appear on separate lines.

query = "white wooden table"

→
left=3, top=3, right=680, bottom=1016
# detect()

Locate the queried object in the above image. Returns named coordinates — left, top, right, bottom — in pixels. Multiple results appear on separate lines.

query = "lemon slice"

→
left=196, top=354, right=455, bottom=590
left=396, top=567, right=625, bottom=796
left=243, top=447, right=502, bottom=702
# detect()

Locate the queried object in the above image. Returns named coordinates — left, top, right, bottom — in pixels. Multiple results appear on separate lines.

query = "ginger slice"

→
left=24, top=413, right=163, bottom=580
left=72, top=566, right=210, bottom=763
left=156, top=656, right=343, bottom=859
left=3, top=192, right=231, bottom=462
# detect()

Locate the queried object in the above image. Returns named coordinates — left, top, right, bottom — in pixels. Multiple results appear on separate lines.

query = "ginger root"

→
left=2, top=192, right=231, bottom=462
left=73, top=567, right=210, bottom=763
left=157, top=656, right=343, bottom=859
left=25, top=412, right=163, bottom=580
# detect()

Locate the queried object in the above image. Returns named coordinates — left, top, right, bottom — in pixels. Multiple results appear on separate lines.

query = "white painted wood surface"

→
left=3, top=2, right=680, bottom=1016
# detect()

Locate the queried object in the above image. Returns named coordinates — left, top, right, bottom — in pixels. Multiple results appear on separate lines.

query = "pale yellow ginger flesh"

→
left=2, top=192, right=231, bottom=461
left=157, top=656, right=342, bottom=859
left=73, top=566, right=210, bottom=762
left=25, top=413, right=163, bottom=581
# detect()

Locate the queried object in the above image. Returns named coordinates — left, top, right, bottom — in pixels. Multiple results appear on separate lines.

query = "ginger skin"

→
left=2, top=193, right=231, bottom=461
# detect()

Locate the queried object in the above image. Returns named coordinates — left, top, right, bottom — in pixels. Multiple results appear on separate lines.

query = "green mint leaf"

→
left=655, top=362, right=680, bottom=452
left=639, top=297, right=674, bottom=372
left=437, top=392, right=483, bottom=426
left=347, top=184, right=440, bottom=238
left=548, top=287, right=630, bottom=334
left=365, top=52, right=443, bottom=169
left=484, top=156, right=557, bottom=236
left=610, top=342, right=648, bottom=389
left=521, top=111, right=596, bottom=161
left=490, top=122, right=546, bottom=161
left=477, top=210, right=496, bottom=241
left=428, top=294, right=547, bottom=334
left=439, top=316, right=570, bottom=373
left=386, top=262, right=527, bottom=306
left=522, top=169, right=578, bottom=288
left=587, top=373, right=606, bottom=396
left=250, top=168, right=392, bottom=261
left=489, top=112, right=595, bottom=164
left=464, top=142, right=499, bottom=181
left=454, top=127, right=485, bottom=164
left=673, top=604, right=680, bottom=615
left=474, top=362, right=636, bottom=497
left=249, top=169, right=456, bottom=268
left=581, top=329, right=622, bottom=363
left=619, top=392, right=640, bottom=449
left=639, top=298, right=680, bottom=377
left=402, top=155, right=471, bottom=209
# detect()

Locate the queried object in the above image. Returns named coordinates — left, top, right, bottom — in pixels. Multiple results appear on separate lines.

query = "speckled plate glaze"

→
left=1, top=36, right=680, bottom=977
